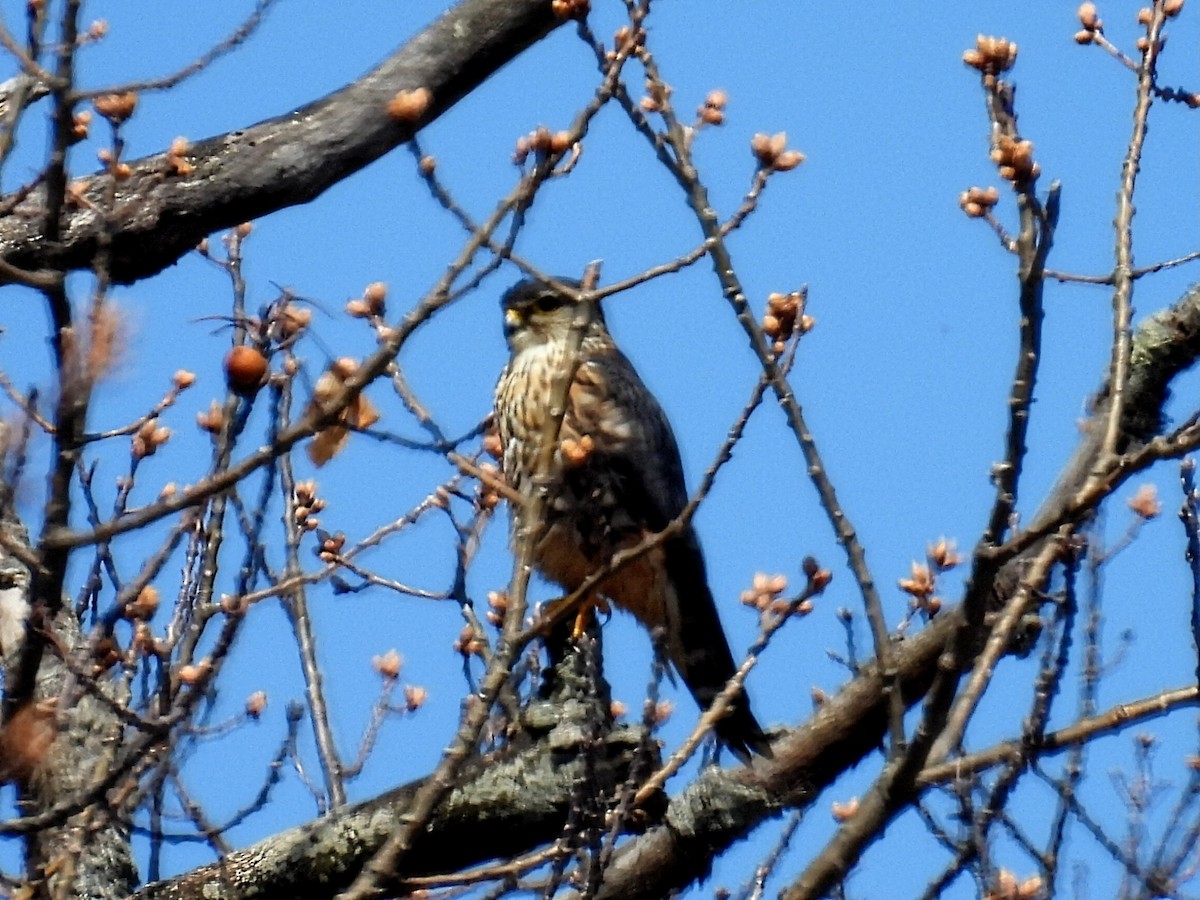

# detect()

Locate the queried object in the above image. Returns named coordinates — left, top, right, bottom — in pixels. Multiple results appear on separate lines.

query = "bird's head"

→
left=500, top=278, right=605, bottom=353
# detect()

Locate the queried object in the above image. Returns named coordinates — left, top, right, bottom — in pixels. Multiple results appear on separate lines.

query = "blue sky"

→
left=2, top=1, right=1200, bottom=896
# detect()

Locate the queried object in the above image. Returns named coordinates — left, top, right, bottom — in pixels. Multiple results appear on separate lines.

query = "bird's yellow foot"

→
left=537, top=593, right=611, bottom=638
left=571, top=595, right=612, bottom=639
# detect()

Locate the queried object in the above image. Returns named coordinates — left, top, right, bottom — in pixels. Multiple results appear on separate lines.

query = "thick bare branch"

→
left=0, top=0, right=563, bottom=284
left=131, top=656, right=654, bottom=900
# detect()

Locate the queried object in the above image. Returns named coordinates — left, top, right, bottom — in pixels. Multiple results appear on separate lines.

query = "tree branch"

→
left=0, top=0, right=564, bottom=284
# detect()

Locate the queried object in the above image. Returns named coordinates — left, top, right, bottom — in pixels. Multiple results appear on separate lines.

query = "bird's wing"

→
left=568, top=344, right=689, bottom=529
left=569, top=342, right=772, bottom=762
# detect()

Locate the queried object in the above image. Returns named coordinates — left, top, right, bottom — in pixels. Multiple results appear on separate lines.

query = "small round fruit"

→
left=224, top=346, right=268, bottom=394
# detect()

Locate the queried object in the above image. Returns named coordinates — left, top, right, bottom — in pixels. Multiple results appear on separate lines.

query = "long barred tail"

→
left=664, top=534, right=772, bottom=764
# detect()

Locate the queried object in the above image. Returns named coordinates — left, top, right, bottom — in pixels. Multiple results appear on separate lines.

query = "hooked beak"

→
left=503, top=306, right=525, bottom=341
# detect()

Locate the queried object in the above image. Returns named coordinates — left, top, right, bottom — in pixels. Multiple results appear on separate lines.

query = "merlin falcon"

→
left=494, top=278, right=771, bottom=762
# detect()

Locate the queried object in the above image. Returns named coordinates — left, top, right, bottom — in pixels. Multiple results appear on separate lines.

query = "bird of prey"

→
left=494, top=278, right=771, bottom=762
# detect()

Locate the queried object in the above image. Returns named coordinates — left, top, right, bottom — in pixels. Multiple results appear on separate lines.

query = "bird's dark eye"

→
left=533, top=294, right=561, bottom=314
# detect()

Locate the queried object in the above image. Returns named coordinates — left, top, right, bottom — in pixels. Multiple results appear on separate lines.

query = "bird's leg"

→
left=535, top=591, right=610, bottom=703
left=571, top=593, right=612, bottom=639
left=535, top=590, right=611, bottom=638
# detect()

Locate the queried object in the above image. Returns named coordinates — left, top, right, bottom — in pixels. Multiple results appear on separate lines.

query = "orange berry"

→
left=224, top=346, right=268, bottom=394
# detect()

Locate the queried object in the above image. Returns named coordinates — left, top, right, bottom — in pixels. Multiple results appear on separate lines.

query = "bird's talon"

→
left=570, top=596, right=611, bottom=639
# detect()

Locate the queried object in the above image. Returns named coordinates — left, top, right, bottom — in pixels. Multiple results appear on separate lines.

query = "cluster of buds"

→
left=224, top=345, right=269, bottom=395
left=372, top=648, right=403, bottom=680
left=560, top=433, right=595, bottom=467
left=899, top=563, right=938, bottom=614
left=1075, top=2, right=1103, bottom=42
left=132, top=418, right=171, bottom=459
left=928, top=537, right=963, bottom=570
left=346, top=281, right=387, bottom=319
left=274, top=302, right=312, bottom=340
left=245, top=690, right=268, bottom=719
left=740, top=572, right=813, bottom=618
left=178, top=658, right=213, bottom=686
left=96, top=146, right=132, bottom=181
left=550, top=0, right=589, bottom=19
left=1132, top=0, right=1187, bottom=34
left=985, top=871, right=1043, bottom=900
left=609, top=699, right=628, bottom=720
left=639, top=76, right=672, bottom=114
left=69, top=109, right=91, bottom=143
left=898, top=538, right=962, bottom=617
left=750, top=132, right=805, bottom=172
left=476, top=463, right=501, bottom=511
left=317, top=531, right=345, bottom=563
left=762, top=290, right=812, bottom=353
left=485, top=590, right=507, bottom=627
left=1127, top=483, right=1161, bottom=519
left=831, top=797, right=860, bottom=823
left=166, top=136, right=193, bottom=177
left=697, top=89, right=728, bottom=126
left=403, top=684, right=428, bottom=712
left=962, top=35, right=1018, bottom=78
left=607, top=24, right=646, bottom=62
left=122, top=585, right=160, bottom=621
left=93, top=90, right=137, bottom=126
left=417, top=154, right=437, bottom=176
left=172, top=369, right=196, bottom=392
left=386, top=87, right=432, bottom=124
left=1132, top=0, right=1180, bottom=53
left=196, top=399, right=225, bottom=434
left=82, top=18, right=108, bottom=43
left=802, top=556, right=833, bottom=594
left=959, top=185, right=1001, bottom=218
left=453, top=623, right=485, bottom=657
left=650, top=699, right=673, bottom=726
left=482, top=426, right=504, bottom=460
left=513, top=125, right=574, bottom=164
left=293, top=480, right=326, bottom=532
left=991, top=134, right=1039, bottom=185
left=740, top=572, right=787, bottom=610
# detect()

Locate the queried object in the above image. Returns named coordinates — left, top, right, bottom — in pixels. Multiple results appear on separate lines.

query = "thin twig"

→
left=278, top=367, right=346, bottom=808
left=1095, top=10, right=1165, bottom=468
left=75, top=0, right=278, bottom=98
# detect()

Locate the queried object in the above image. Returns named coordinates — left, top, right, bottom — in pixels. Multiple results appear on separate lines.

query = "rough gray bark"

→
left=133, top=635, right=661, bottom=900
left=0, top=513, right=137, bottom=899
left=132, top=726, right=650, bottom=899
left=0, top=0, right=564, bottom=284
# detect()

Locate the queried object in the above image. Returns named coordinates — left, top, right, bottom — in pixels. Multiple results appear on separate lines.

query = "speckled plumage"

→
left=494, top=279, right=770, bottom=762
